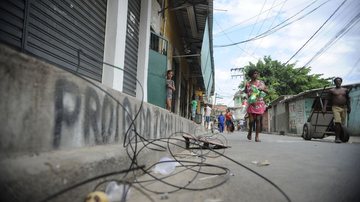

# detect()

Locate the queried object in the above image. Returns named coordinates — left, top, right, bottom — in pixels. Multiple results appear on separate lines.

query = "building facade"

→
left=268, top=84, right=360, bottom=136
left=0, top=0, right=214, bottom=118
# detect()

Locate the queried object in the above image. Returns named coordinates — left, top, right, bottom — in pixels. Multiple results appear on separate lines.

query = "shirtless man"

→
left=322, top=77, right=351, bottom=143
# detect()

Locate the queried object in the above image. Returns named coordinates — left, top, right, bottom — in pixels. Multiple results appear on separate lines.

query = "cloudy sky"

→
left=212, top=0, right=360, bottom=106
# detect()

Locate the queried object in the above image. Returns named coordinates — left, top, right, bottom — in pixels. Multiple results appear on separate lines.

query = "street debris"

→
left=105, top=181, right=131, bottom=202
left=85, top=191, right=109, bottom=202
left=251, top=160, right=270, bottom=167
left=204, top=198, right=223, bottom=202
left=160, top=192, right=169, bottom=200
left=199, top=175, right=219, bottom=181
left=153, top=157, right=179, bottom=175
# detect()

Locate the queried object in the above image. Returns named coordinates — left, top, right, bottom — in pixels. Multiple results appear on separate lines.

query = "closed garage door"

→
left=0, top=0, right=107, bottom=82
left=123, top=0, right=140, bottom=97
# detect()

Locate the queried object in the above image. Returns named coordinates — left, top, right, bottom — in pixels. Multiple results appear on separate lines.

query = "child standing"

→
left=166, top=70, right=176, bottom=111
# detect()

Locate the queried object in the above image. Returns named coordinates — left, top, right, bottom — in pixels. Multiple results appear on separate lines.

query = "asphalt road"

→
left=128, top=132, right=360, bottom=202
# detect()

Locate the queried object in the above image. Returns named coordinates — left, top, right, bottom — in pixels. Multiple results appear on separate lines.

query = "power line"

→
left=294, top=0, right=358, bottom=60
left=214, top=18, right=258, bottom=60
left=344, top=55, right=360, bottom=78
left=213, top=0, right=289, bottom=36
left=243, top=0, right=269, bottom=53
left=249, top=0, right=288, bottom=56
left=234, top=0, right=274, bottom=68
left=284, top=0, right=348, bottom=65
left=303, top=11, right=360, bottom=67
left=214, top=0, right=329, bottom=48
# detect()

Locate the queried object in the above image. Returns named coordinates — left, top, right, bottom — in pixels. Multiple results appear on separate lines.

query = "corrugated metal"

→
left=26, top=0, right=106, bottom=81
left=123, top=0, right=141, bottom=97
left=0, top=0, right=106, bottom=82
left=0, top=0, right=25, bottom=49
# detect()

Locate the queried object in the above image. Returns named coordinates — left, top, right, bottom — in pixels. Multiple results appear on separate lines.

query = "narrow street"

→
left=128, top=132, right=360, bottom=202
left=1, top=1, right=359, bottom=201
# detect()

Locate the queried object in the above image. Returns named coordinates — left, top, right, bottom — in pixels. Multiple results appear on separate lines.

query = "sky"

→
left=212, top=0, right=360, bottom=106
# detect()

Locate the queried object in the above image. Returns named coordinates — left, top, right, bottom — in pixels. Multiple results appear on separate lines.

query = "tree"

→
left=239, top=56, right=331, bottom=104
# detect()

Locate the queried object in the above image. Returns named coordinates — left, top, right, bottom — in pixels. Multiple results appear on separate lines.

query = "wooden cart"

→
left=302, top=87, right=350, bottom=142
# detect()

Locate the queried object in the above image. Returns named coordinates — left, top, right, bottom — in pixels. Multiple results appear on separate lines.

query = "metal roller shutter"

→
left=0, top=0, right=107, bottom=82
left=123, top=0, right=141, bottom=97
left=0, top=0, right=26, bottom=50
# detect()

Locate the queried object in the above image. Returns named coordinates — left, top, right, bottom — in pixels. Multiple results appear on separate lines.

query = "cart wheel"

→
left=302, top=123, right=312, bottom=140
left=340, top=126, right=349, bottom=142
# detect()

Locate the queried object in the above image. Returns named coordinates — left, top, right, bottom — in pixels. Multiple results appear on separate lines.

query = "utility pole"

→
left=214, top=93, right=223, bottom=105
left=214, top=93, right=223, bottom=114
left=230, top=67, right=244, bottom=79
left=230, top=67, right=247, bottom=90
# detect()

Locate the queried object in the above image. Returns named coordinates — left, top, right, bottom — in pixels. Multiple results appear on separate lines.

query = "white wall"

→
left=136, top=0, right=152, bottom=101
left=102, top=0, right=129, bottom=92
left=151, top=0, right=162, bottom=33
left=102, top=0, right=152, bottom=102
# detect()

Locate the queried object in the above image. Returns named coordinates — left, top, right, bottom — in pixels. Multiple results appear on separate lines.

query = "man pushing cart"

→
left=302, top=77, right=352, bottom=143
left=322, top=77, right=351, bottom=143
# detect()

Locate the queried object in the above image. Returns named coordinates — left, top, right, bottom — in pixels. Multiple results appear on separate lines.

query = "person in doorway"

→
left=322, top=77, right=351, bottom=143
left=245, top=69, right=268, bottom=142
left=191, top=95, right=197, bottom=121
left=204, top=104, right=212, bottom=130
left=218, top=112, right=225, bottom=133
left=166, top=70, right=176, bottom=111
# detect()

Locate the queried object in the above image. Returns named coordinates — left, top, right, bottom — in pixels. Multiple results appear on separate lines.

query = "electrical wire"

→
left=214, top=0, right=291, bottom=36
left=284, top=0, right=348, bottom=65
left=243, top=0, right=269, bottom=53
left=214, top=0, right=330, bottom=48
left=293, top=0, right=358, bottom=60
left=302, top=11, right=360, bottom=67
left=249, top=0, right=288, bottom=56
left=214, top=18, right=258, bottom=60
left=344, top=55, right=360, bottom=78
left=34, top=49, right=291, bottom=202
left=38, top=167, right=145, bottom=202
left=238, top=0, right=271, bottom=69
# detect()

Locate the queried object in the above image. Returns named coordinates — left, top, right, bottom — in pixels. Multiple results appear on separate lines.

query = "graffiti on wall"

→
left=53, top=79, right=181, bottom=149
left=288, top=103, right=296, bottom=132
left=288, top=101, right=305, bottom=133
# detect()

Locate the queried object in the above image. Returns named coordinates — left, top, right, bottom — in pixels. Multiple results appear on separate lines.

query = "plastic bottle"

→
left=248, top=85, right=259, bottom=104
left=153, top=157, right=177, bottom=175
left=105, top=181, right=130, bottom=202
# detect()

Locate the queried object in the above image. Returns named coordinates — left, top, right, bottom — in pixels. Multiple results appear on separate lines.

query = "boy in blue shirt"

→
left=217, top=113, right=225, bottom=133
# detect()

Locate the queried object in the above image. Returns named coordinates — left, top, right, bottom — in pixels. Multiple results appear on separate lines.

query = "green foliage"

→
left=239, top=56, right=331, bottom=104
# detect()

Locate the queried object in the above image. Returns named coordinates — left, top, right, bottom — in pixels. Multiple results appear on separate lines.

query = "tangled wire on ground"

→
left=39, top=51, right=291, bottom=202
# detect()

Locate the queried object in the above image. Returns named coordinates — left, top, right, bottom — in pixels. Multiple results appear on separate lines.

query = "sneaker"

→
left=335, top=139, right=342, bottom=143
